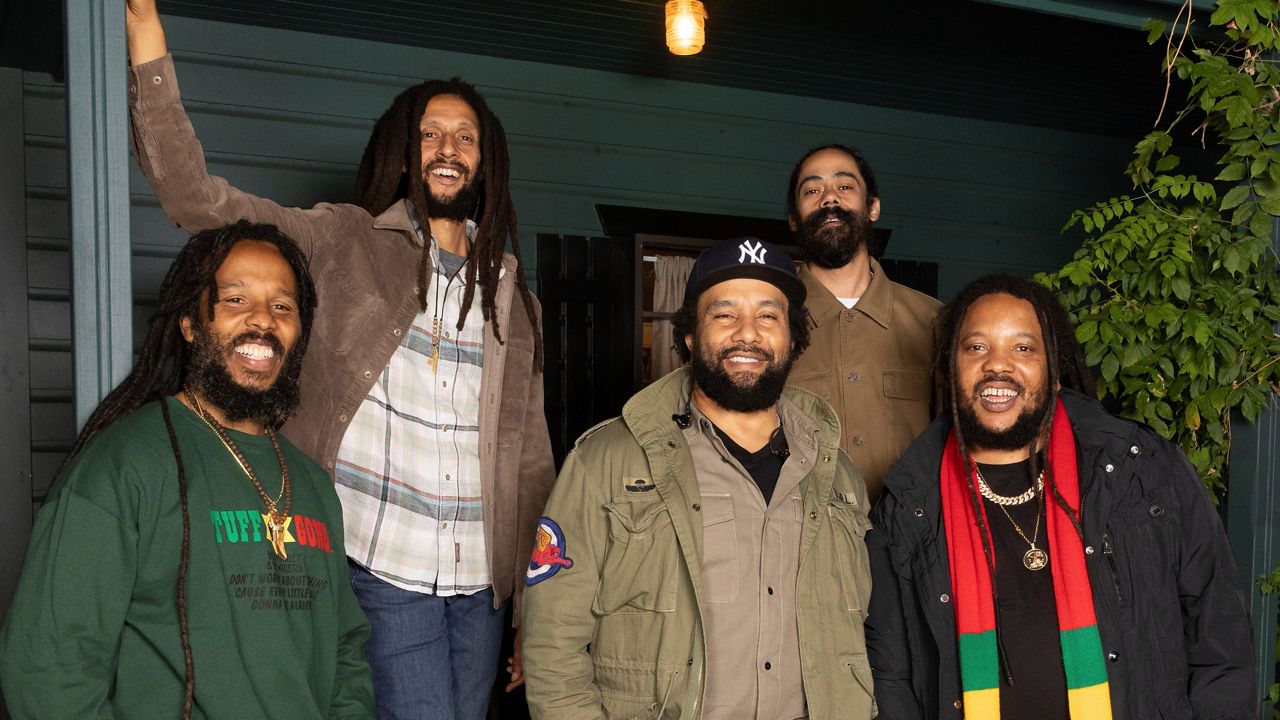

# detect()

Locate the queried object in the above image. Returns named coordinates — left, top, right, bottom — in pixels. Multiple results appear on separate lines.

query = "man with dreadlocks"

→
left=864, top=273, right=1254, bottom=720
left=124, top=3, right=555, bottom=717
left=0, top=221, right=374, bottom=718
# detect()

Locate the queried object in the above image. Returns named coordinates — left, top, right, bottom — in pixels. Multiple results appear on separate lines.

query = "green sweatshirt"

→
left=0, top=398, right=374, bottom=719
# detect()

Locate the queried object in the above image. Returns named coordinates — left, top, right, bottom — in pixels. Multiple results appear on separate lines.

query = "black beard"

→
left=955, top=376, right=1052, bottom=452
left=426, top=178, right=481, bottom=222
left=690, top=341, right=793, bottom=413
left=185, top=322, right=304, bottom=429
left=795, top=206, right=873, bottom=269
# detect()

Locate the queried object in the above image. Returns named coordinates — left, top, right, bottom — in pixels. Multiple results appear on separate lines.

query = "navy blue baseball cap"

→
left=683, top=237, right=805, bottom=308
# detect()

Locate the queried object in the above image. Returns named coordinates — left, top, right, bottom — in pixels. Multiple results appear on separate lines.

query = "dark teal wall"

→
left=9, top=13, right=1139, bottom=501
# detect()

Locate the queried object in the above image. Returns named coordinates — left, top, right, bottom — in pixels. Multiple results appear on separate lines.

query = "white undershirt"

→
left=837, top=296, right=861, bottom=309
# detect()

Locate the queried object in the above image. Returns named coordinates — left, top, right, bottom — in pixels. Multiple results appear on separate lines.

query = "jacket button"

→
left=692, top=503, right=701, bottom=512
left=1104, top=463, right=1115, bottom=473
left=823, top=455, right=831, bottom=463
left=362, top=370, right=373, bottom=379
left=847, top=371, right=861, bottom=381
left=1085, top=545, right=1094, bottom=554
left=940, top=594, right=950, bottom=603
left=393, top=328, right=402, bottom=337
left=1129, top=445, right=1141, bottom=455
left=914, top=508, right=925, bottom=517
left=339, top=414, right=348, bottom=423
left=809, top=511, right=818, bottom=520
left=668, top=441, right=677, bottom=448
left=1149, top=504, right=1166, bottom=518
left=763, top=661, right=772, bottom=670
left=1107, top=651, right=1119, bottom=662
left=954, top=699, right=962, bottom=709
left=853, top=436, right=865, bottom=445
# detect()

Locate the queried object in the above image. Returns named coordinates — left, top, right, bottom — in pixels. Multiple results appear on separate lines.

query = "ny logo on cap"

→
left=738, top=239, right=767, bottom=264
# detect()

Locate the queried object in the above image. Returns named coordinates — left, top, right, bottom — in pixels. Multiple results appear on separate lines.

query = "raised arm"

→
left=124, top=0, right=341, bottom=254
left=126, top=0, right=167, bottom=65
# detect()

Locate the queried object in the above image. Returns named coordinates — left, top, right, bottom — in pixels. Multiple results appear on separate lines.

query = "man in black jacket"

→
left=866, top=273, right=1255, bottom=720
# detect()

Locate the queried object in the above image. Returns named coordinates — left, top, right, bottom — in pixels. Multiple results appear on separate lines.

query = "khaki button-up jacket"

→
left=788, top=259, right=942, bottom=501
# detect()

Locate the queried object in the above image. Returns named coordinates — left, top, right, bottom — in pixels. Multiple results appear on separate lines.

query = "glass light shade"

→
left=665, top=0, right=707, bottom=56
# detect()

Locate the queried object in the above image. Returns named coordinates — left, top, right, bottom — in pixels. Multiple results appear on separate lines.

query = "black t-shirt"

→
left=977, top=459, right=1070, bottom=720
left=713, top=424, right=787, bottom=505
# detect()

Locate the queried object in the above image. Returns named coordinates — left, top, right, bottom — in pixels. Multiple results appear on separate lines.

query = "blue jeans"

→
left=348, top=561, right=507, bottom=720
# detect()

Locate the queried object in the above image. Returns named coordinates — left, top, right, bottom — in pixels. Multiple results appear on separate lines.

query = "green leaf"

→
left=1102, top=354, right=1120, bottom=382
left=1221, top=184, right=1252, bottom=211
left=1076, top=320, right=1097, bottom=343
left=1172, top=277, right=1192, bottom=301
left=1218, top=162, right=1246, bottom=182
left=1144, top=19, right=1167, bottom=44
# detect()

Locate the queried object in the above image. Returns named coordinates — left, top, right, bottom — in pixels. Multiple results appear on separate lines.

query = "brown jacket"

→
left=787, top=258, right=941, bottom=501
left=127, top=54, right=556, bottom=612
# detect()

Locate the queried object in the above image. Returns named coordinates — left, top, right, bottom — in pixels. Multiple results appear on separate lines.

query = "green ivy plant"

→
left=1038, top=2, right=1280, bottom=712
left=1037, top=0, right=1280, bottom=499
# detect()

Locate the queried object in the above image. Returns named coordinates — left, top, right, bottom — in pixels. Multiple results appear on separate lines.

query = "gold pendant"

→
left=1023, top=546, right=1048, bottom=571
left=266, top=511, right=290, bottom=559
left=429, top=316, right=442, bottom=374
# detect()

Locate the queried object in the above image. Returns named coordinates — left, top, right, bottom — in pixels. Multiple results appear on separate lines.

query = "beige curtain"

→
left=650, top=255, right=696, bottom=381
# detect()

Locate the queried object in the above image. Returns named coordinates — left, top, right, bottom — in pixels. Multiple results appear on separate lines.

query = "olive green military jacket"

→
left=522, top=368, right=876, bottom=720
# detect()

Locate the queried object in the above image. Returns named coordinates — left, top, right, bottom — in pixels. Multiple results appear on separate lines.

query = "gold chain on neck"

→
left=185, top=391, right=292, bottom=559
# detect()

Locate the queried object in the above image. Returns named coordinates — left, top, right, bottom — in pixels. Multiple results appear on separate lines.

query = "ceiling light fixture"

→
left=665, top=0, right=707, bottom=56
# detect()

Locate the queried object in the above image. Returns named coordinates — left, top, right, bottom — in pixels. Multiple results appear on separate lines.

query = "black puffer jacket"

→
left=866, top=388, right=1255, bottom=720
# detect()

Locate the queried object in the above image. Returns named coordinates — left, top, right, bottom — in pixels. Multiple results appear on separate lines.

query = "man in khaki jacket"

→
left=785, top=144, right=942, bottom=502
left=523, top=238, right=875, bottom=720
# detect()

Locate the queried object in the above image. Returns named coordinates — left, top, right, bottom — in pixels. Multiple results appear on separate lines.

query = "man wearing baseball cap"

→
left=522, top=237, right=876, bottom=720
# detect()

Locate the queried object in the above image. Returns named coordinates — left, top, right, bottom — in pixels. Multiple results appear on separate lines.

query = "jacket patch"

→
left=526, top=517, right=574, bottom=586
left=624, top=476, right=656, bottom=493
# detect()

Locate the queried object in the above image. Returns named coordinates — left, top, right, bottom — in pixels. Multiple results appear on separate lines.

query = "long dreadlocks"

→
left=66, top=220, right=316, bottom=719
left=355, top=77, right=543, bottom=370
left=935, top=273, right=1094, bottom=682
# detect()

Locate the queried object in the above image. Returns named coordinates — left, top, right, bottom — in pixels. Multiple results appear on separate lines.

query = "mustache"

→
left=802, top=205, right=858, bottom=232
left=717, top=343, right=775, bottom=363
left=972, top=373, right=1024, bottom=394
left=230, top=331, right=285, bottom=356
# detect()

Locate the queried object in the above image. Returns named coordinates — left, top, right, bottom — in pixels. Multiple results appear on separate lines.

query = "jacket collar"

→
left=798, top=256, right=894, bottom=330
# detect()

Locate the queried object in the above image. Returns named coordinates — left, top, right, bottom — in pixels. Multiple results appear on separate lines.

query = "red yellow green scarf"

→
left=940, top=399, right=1112, bottom=719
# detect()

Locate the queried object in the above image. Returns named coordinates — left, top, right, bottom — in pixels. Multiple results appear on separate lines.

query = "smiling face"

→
left=685, top=278, right=795, bottom=413
left=954, top=292, right=1052, bottom=460
left=180, top=240, right=304, bottom=428
left=790, top=148, right=881, bottom=268
left=419, top=94, right=482, bottom=218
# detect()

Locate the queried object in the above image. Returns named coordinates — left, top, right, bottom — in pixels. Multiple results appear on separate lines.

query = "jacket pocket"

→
left=842, top=653, right=877, bottom=719
left=699, top=493, right=737, bottom=604
left=827, top=496, right=873, bottom=615
left=882, top=368, right=931, bottom=401
left=313, top=260, right=379, bottom=355
left=594, top=499, right=680, bottom=614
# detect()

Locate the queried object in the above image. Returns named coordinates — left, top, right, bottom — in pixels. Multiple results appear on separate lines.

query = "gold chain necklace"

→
left=428, top=247, right=464, bottom=375
left=186, top=391, right=292, bottom=559
left=975, top=465, right=1048, bottom=571
left=975, top=467, right=1044, bottom=506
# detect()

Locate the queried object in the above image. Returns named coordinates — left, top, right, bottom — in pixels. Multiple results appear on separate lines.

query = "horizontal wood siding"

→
left=9, top=12, right=1139, bottom=506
